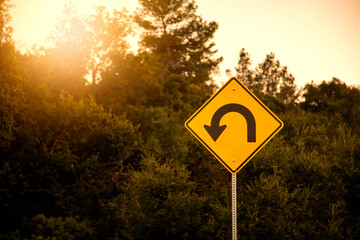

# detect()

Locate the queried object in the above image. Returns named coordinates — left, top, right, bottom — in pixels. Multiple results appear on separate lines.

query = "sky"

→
left=9, top=0, right=360, bottom=88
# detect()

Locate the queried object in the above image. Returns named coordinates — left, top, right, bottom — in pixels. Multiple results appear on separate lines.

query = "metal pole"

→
left=232, top=173, right=237, bottom=240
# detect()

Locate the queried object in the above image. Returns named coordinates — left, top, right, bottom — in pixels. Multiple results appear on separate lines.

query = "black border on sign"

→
left=185, top=77, right=284, bottom=173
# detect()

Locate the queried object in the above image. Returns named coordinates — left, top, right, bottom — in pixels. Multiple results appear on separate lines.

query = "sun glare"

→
left=10, top=0, right=360, bottom=87
left=10, top=0, right=140, bottom=51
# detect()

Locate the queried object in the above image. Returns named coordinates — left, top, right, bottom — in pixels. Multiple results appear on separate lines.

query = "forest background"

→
left=1, top=0, right=360, bottom=239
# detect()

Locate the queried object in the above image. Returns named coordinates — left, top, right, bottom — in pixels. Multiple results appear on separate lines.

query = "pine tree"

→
left=135, top=0, right=222, bottom=85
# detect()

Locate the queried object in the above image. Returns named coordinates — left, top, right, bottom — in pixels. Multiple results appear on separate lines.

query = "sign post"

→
left=185, top=77, right=283, bottom=239
left=232, top=173, right=237, bottom=240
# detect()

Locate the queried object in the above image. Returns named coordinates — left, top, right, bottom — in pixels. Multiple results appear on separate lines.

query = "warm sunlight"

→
left=10, top=0, right=360, bottom=87
left=10, top=0, right=140, bottom=50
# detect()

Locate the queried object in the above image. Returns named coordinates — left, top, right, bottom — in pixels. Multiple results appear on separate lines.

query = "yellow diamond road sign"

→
left=185, top=77, right=284, bottom=173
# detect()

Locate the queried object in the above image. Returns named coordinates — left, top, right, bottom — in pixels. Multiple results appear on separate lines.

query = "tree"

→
left=135, top=0, right=222, bottom=85
left=97, top=0, right=223, bottom=113
left=85, top=6, right=132, bottom=86
left=301, top=78, right=360, bottom=135
left=96, top=0, right=224, bottom=162
left=0, top=0, right=26, bottom=150
left=234, top=48, right=252, bottom=86
left=42, top=2, right=89, bottom=95
left=0, top=0, right=11, bottom=43
left=29, top=4, right=132, bottom=96
left=232, top=49, right=298, bottom=106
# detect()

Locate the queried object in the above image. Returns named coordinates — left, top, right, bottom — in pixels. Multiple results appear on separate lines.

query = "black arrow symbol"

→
left=204, top=103, right=256, bottom=142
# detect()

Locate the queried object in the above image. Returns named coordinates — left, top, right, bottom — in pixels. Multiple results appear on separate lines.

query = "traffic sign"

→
left=185, top=77, right=283, bottom=173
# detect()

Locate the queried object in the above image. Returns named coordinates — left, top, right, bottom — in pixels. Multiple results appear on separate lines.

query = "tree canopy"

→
left=230, top=48, right=298, bottom=107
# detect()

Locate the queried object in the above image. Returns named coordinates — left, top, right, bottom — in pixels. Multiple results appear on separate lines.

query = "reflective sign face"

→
left=185, top=77, right=284, bottom=173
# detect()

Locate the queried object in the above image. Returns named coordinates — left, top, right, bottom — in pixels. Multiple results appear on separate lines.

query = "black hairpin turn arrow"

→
left=204, top=103, right=256, bottom=142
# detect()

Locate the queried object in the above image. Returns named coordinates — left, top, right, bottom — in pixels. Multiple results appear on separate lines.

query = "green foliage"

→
left=236, top=113, right=360, bottom=239
left=301, top=78, right=360, bottom=135
left=0, top=42, right=25, bottom=148
left=240, top=173, right=312, bottom=239
left=0, top=93, right=140, bottom=239
left=25, top=214, right=94, bottom=240
left=116, top=157, right=219, bottom=240
left=98, top=52, right=214, bottom=116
